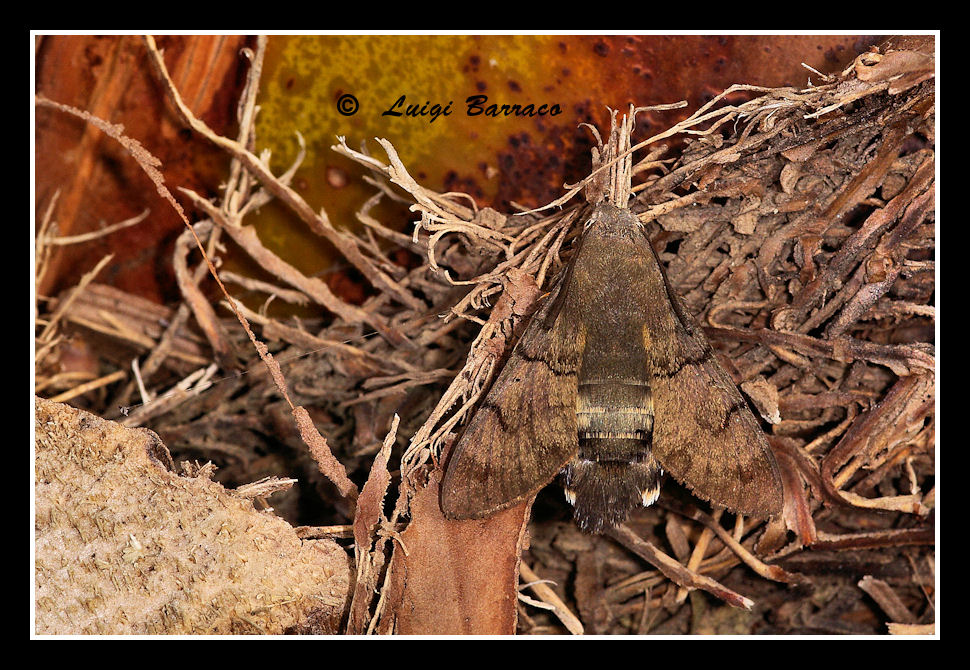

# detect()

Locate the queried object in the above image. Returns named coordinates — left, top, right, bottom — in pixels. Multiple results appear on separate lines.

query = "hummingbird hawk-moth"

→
left=440, top=200, right=784, bottom=533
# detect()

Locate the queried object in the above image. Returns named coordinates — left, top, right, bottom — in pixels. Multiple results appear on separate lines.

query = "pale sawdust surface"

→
left=34, top=397, right=351, bottom=635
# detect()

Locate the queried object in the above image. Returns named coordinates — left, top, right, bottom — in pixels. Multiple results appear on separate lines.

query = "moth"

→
left=440, top=200, right=784, bottom=533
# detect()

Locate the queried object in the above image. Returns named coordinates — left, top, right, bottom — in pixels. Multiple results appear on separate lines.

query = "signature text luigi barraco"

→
left=382, top=95, right=563, bottom=124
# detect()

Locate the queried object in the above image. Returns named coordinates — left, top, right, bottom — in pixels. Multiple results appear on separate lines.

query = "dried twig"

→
left=605, top=524, right=754, bottom=611
left=519, top=562, right=584, bottom=635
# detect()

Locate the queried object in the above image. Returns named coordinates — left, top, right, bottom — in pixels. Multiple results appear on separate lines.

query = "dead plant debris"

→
left=34, top=36, right=935, bottom=636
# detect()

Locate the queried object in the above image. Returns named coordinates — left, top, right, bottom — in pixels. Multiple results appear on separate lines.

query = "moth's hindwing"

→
left=649, top=346, right=784, bottom=516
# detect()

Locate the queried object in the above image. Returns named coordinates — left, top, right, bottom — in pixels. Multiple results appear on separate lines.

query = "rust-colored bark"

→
left=35, top=35, right=250, bottom=301
left=378, top=465, right=531, bottom=635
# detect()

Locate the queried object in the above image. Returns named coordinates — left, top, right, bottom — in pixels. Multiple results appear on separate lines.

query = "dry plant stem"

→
left=35, top=370, right=90, bottom=394
left=606, top=569, right=669, bottom=604
left=821, top=375, right=931, bottom=507
left=636, top=586, right=659, bottom=634
left=38, top=253, right=114, bottom=345
left=341, top=369, right=456, bottom=408
left=131, top=357, right=150, bottom=405
left=857, top=576, right=917, bottom=625
left=44, top=209, right=150, bottom=246
left=334, top=140, right=527, bottom=282
left=110, top=221, right=227, bottom=413
left=294, top=404, right=359, bottom=500
left=399, top=356, right=494, bottom=481
left=34, top=94, right=185, bottom=224
left=568, top=88, right=797, bottom=210
left=182, top=191, right=393, bottom=337
left=120, top=364, right=217, bottom=427
left=682, top=508, right=807, bottom=585
left=772, top=151, right=934, bottom=334
left=519, top=562, right=584, bottom=635
left=774, top=449, right=820, bottom=545
left=803, top=405, right=860, bottom=455
left=675, top=509, right=720, bottom=604
left=605, top=524, right=754, bottom=611
left=224, top=38, right=265, bottom=202
left=140, top=40, right=265, bottom=380
left=356, top=190, right=428, bottom=253
left=348, top=416, right=399, bottom=634
left=165, top=67, right=405, bottom=342
left=220, top=271, right=310, bottom=306
left=664, top=518, right=692, bottom=562
left=227, top=299, right=403, bottom=373
left=644, top=119, right=798, bottom=202
left=851, top=443, right=921, bottom=496
left=518, top=99, right=741, bottom=214
left=50, top=286, right=212, bottom=371
left=707, top=326, right=933, bottom=377
left=173, top=220, right=235, bottom=368
left=143, top=35, right=425, bottom=320
left=99, top=311, right=156, bottom=350
left=294, top=524, right=356, bottom=540
left=344, top=137, right=477, bottom=223
left=825, top=183, right=935, bottom=339
left=35, top=190, right=61, bottom=291
left=365, top=562, right=395, bottom=635
left=809, top=526, right=933, bottom=551
left=888, top=623, right=935, bottom=636
left=233, top=475, right=298, bottom=499
left=334, top=139, right=577, bottom=328
left=47, top=370, right=128, bottom=404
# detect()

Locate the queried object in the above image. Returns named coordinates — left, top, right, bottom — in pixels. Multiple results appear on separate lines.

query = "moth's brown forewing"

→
left=439, top=274, right=583, bottom=519
left=440, top=202, right=783, bottom=532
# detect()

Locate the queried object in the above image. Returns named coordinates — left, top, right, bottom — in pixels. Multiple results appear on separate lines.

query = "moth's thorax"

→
left=584, top=202, right=645, bottom=241
left=570, top=216, right=660, bottom=347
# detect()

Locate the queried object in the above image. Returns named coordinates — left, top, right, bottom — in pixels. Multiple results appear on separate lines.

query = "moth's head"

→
left=583, top=201, right=645, bottom=239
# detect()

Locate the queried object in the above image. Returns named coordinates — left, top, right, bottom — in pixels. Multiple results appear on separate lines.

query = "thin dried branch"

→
left=348, top=415, right=399, bottom=634
left=37, top=253, right=115, bottom=345
left=47, top=370, right=127, bottom=404
left=120, top=364, right=218, bottom=427
left=605, top=524, right=754, bottom=611
left=41, top=209, right=150, bottom=247
left=173, top=220, right=236, bottom=369
left=519, top=562, right=584, bottom=635
left=234, top=476, right=298, bottom=500
left=858, top=576, right=917, bottom=625
left=675, top=505, right=808, bottom=585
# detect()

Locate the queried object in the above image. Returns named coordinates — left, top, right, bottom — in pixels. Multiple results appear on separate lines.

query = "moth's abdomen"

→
left=564, top=382, right=663, bottom=533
